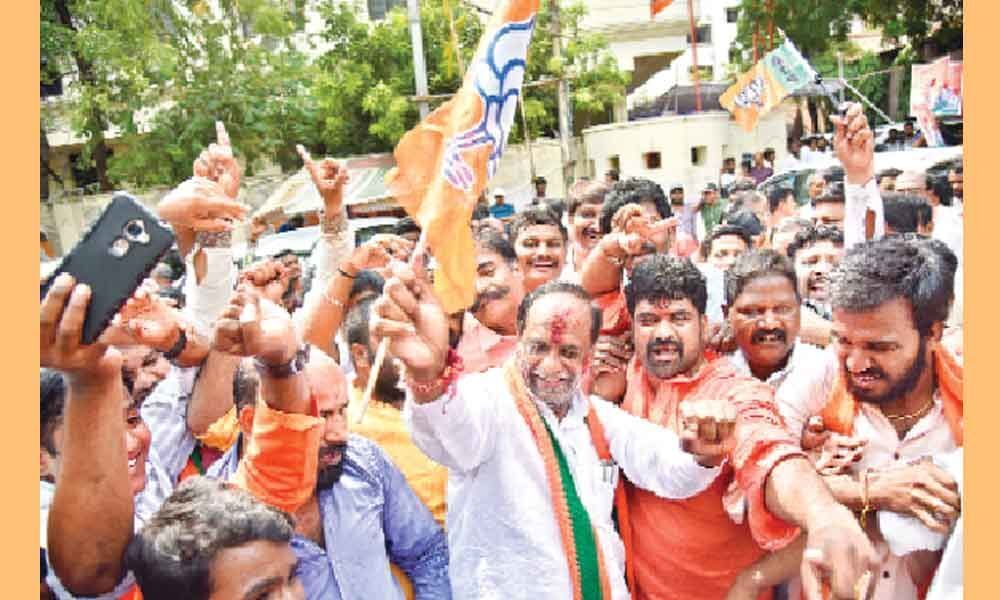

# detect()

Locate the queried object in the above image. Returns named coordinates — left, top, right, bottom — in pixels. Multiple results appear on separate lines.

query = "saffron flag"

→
left=720, top=39, right=816, bottom=132
left=650, top=0, right=673, bottom=18
left=385, top=0, right=539, bottom=313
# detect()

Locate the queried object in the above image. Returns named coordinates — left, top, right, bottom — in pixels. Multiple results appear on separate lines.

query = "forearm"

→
left=187, top=351, right=242, bottom=435
left=823, top=473, right=866, bottom=512
left=182, top=246, right=236, bottom=337
left=48, top=375, right=133, bottom=595
left=765, top=456, right=844, bottom=528
left=732, top=535, right=806, bottom=594
left=580, top=241, right=624, bottom=296
left=260, top=370, right=311, bottom=415
left=296, top=270, right=352, bottom=354
left=844, top=178, right=884, bottom=249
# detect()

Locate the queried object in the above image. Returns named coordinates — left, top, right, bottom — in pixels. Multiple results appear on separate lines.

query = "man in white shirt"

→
left=723, top=250, right=836, bottom=411
left=373, top=273, right=738, bottom=600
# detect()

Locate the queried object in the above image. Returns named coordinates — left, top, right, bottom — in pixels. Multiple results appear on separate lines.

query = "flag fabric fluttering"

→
left=720, top=39, right=817, bottom=132
left=650, top=0, right=673, bottom=18
left=385, top=0, right=539, bottom=313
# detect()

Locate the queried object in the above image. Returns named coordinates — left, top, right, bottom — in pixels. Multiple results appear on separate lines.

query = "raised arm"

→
left=833, top=102, right=884, bottom=249
left=42, top=274, right=132, bottom=595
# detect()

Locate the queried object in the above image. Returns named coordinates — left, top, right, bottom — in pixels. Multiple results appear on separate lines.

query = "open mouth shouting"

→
left=807, top=274, right=829, bottom=299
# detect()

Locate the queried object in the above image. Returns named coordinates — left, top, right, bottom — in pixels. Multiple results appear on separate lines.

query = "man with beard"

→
left=210, top=292, right=451, bottom=599
left=375, top=270, right=748, bottom=599
left=510, top=206, right=568, bottom=293
left=776, top=236, right=963, bottom=600
left=455, top=229, right=524, bottom=373
left=786, top=224, right=844, bottom=348
left=563, top=179, right=610, bottom=280
left=344, top=298, right=449, bottom=525
left=619, top=254, right=877, bottom=600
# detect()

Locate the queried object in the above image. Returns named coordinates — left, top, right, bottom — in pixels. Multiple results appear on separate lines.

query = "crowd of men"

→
left=39, top=102, right=963, bottom=600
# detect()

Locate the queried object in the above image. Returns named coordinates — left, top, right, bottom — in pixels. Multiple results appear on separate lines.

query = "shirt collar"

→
left=731, top=340, right=804, bottom=385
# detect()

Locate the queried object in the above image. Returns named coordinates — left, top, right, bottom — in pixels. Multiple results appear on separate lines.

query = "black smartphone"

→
left=40, top=193, right=175, bottom=345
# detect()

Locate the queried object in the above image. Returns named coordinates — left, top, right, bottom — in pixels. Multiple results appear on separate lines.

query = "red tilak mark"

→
left=549, top=311, right=570, bottom=344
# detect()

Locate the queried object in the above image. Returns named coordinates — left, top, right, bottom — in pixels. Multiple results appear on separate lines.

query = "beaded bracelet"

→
left=408, top=349, right=464, bottom=396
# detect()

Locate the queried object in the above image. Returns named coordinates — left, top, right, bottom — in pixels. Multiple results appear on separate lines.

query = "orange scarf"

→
left=820, top=347, right=963, bottom=445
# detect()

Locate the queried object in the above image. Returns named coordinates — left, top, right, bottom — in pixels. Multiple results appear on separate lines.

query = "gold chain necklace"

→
left=885, top=398, right=934, bottom=422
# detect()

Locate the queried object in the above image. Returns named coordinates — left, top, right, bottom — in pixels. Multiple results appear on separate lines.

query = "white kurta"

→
left=406, top=367, right=721, bottom=600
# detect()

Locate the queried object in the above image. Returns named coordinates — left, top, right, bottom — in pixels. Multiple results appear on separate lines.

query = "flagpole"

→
left=687, top=0, right=702, bottom=112
left=357, top=230, right=429, bottom=424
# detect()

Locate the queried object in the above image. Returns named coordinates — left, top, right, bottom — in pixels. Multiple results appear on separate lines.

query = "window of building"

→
left=690, top=146, right=707, bottom=167
left=686, top=25, right=712, bottom=44
left=69, top=153, right=101, bottom=189
left=367, top=0, right=404, bottom=21
left=608, top=155, right=620, bottom=173
left=643, top=152, right=662, bottom=169
left=727, top=8, right=739, bottom=23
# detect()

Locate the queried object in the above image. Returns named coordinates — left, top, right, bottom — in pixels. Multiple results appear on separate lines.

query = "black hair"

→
left=510, top=207, right=567, bottom=242
left=344, top=296, right=375, bottom=350
left=625, top=255, right=707, bottom=316
left=830, top=236, right=955, bottom=336
left=702, top=223, right=752, bottom=259
left=883, top=194, right=933, bottom=234
left=567, top=180, right=611, bottom=217
left=474, top=228, right=517, bottom=264
left=274, top=248, right=296, bottom=260
left=40, top=369, right=66, bottom=455
left=927, top=175, right=953, bottom=207
left=472, top=204, right=491, bottom=221
left=813, top=187, right=845, bottom=206
left=724, top=250, right=799, bottom=306
left=768, top=187, right=793, bottom=213
left=786, top=224, right=844, bottom=260
left=950, top=164, right=963, bottom=175
left=598, top=178, right=671, bottom=234
left=349, top=269, right=385, bottom=301
left=393, top=217, right=421, bottom=237
left=125, top=477, right=295, bottom=600
left=232, top=362, right=260, bottom=413
left=516, top=281, right=601, bottom=344
left=605, top=169, right=620, bottom=182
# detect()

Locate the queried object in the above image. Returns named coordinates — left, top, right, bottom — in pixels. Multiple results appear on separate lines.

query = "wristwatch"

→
left=253, top=344, right=311, bottom=379
left=162, top=327, right=188, bottom=361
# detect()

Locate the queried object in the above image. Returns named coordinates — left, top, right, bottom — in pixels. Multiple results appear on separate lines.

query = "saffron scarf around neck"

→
left=502, top=360, right=613, bottom=600
left=820, top=346, right=963, bottom=445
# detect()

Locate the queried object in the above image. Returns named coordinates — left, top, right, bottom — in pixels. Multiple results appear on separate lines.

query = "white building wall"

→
left=582, top=109, right=787, bottom=197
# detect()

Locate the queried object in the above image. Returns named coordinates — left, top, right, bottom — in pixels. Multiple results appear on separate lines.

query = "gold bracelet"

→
left=859, top=468, right=872, bottom=528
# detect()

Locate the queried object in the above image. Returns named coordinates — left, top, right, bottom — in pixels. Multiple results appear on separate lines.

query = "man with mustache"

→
left=775, top=235, right=963, bottom=600
left=455, top=229, right=524, bottom=373
left=374, top=268, right=745, bottom=599
left=511, top=206, right=568, bottom=292
left=619, top=254, right=877, bottom=600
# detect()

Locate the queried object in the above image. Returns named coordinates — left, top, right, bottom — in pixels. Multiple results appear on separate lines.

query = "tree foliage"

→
left=42, top=0, right=628, bottom=192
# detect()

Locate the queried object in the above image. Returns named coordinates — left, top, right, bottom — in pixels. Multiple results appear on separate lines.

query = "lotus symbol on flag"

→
left=442, top=16, right=536, bottom=192
left=733, top=76, right=766, bottom=110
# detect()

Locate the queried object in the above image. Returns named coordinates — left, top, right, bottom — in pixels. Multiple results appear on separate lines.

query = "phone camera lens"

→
left=126, top=223, right=143, bottom=237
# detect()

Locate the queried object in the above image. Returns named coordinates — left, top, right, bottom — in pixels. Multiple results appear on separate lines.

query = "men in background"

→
left=699, top=182, right=726, bottom=239
left=948, top=164, right=963, bottom=205
left=776, top=138, right=802, bottom=173
left=720, top=157, right=738, bottom=195
left=799, top=171, right=827, bottom=221
left=787, top=224, right=844, bottom=320
left=883, top=195, right=934, bottom=236
left=510, top=207, right=568, bottom=293
left=670, top=183, right=699, bottom=238
left=770, top=217, right=812, bottom=258
left=564, top=179, right=610, bottom=278
left=701, top=223, right=751, bottom=272
left=811, top=189, right=846, bottom=229
left=750, top=151, right=774, bottom=185
left=605, top=168, right=620, bottom=183
left=877, top=168, right=903, bottom=192
left=125, top=477, right=304, bottom=600
left=489, top=188, right=515, bottom=220
left=532, top=175, right=548, bottom=204
left=619, top=255, right=876, bottom=600
left=768, top=188, right=799, bottom=233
